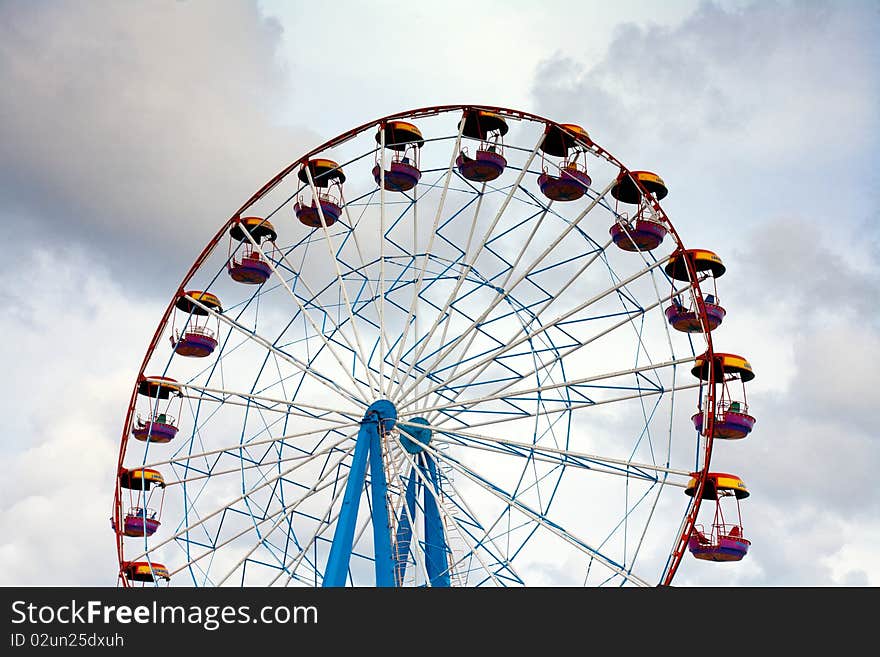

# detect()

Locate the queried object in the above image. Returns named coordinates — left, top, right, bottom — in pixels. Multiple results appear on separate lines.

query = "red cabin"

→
left=664, top=249, right=727, bottom=333
left=171, top=291, right=221, bottom=358
left=132, top=376, right=182, bottom=445
left=686, top=473, right=751, bottom=562
left=373, top=121, right=424, bottom=192
left=228, top=216, right=277, bottom=285
left=537, top=123, right=592, bottom=202
left=691, top=352, right=756, bottom=440
left=609, top=170, right=668, bottom=251
left=456, top=109, right=508, bottom=183
left=113, top=468, right=166, bottom=539
left=295, top=158, right=346, bottom=228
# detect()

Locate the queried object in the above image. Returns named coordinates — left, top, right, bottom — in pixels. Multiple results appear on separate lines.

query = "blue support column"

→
left=422, top=454, right=451, bottom=587
left=393, top=471, right=417, bottom=585
left=369, top=427, right=396, bottom=587
left=322, top=400, right=398, bottom=587
left=322, top=420, right=372, bottom=587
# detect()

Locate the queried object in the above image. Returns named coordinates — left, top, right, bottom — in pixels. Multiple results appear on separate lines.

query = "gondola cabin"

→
left=171, top=291, right=221, bottom=358
left=133, top=376, right=183, bottom=444
left=115, top=507, right=161, bottom=538
left=665, top=296, right=726, bottom=333
left=131, top=411, right=177, bottom=443
left=691, top=352, right=756, bottom=439
left=609, top=170, right=668, bottom=251
left=537, top=123, right=592, bottom=202
left=228, top=217, right=277, bottom=284
left=115, top=468, right=166, bottom=539
left=609, top=217, right=668, bottom=252
left=123, top=561, right=170, bottom=584
left=373, top=121, right=424, bottom=192
left=538, top=164, right=593, bottom=201
left=685, top=472, right=751, bottom=562
left=610, top=170, right=668, bottom=204
left=664, top=249, right=727, bottom=332
left=295, top=158, right=345, bottom=228
left=456, top=109, right=509, bottom=182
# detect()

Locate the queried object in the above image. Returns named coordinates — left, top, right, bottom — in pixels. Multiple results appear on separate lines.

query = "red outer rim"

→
left=113, top=104, right=717, bottom=587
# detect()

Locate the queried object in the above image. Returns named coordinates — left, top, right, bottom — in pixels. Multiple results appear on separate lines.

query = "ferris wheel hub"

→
left=399, top=416, right=431, bottom=454
left=364, top=399, right=397, bottom=435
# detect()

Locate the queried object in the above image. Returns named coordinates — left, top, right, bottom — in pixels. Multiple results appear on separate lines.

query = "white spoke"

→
left=212, top=437, right=357, bottom=586
left=163, top=380, right=360, bottom=421
left=136, top=419, right=358, bottom=470
left=163, top=445, right=351, bottom=487
left=391, top=181, right=488, bottom=404
left=387, top=119, right=466, bottom=403
left=427, top=380, right=702, bottom=432
left=184, top=295, right=366, bottom=407
left=398, top=420, right=691, bottom=479
left=338, top=189, right=394, bottom=357
left=391, top=131, right=548, bottom=402
left=268, top=479, right=348, bottom=586
left=397, top=178, right=616, bottom=404
left=417, top=281, right=693, bottom=422
left=169, top=448, right=350, bottom=580
left=402, top=356, right=694, bottom=418
left=128, top=434, right=357, bottom=563
left=418, top=438, right=651, bottom=586
left=427, top=458, right=525, bottom=586
left=401, top=253, right=671, bottom=414
left=303, top=164, right=383, bottom=397
left=239, top=225, right=374, bottom=401
left=423, top=200, right=554, bottom=405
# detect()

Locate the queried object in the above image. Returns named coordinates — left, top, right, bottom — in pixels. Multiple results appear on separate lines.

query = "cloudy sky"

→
left=0, top=0, right=877, bottom=586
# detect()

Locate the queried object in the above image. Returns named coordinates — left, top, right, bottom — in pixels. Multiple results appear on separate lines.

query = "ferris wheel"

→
left=112, top=105, right=756, bottom=587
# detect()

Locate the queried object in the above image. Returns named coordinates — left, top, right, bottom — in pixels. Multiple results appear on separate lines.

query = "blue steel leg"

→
left=322, top=417, right=373, bottom=587
left=421, top=454, right=451, bottom=587
left=369, top=426, right=395, bottom=587
left=393, top=471, right=418, bottom=585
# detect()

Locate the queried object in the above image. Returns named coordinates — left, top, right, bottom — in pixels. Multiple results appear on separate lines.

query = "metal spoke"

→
left=401, top=356, right=694, bottom=418
left=397, top=178, right=616, bottom=403
left=418, top=282, right=693, bottom=425
left=415, top=437, right=651, bottom=586
left=302, top=164, right=383, bottom=397
left=239, top=224, right=374, bottom=401
left=397, top=419, right=692, bottom=481
left=387, top=118, right=466, bottom=402
left=390, top=130, right=548, bottom=402
left=183, top=295, right=366, bottom=407
left=128, top=434, right=357, bottom=563
left=400, top=253, right=671, bottom=414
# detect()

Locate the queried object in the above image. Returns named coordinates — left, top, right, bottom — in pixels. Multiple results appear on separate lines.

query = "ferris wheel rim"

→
left=113, top=104, right=720, bottom=587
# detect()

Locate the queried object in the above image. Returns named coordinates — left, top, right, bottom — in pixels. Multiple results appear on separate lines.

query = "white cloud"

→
left=0, top=0, right=320, bottom=284
left=0, top=248, right=162, bottom=585
left=530, top=1, right=880, bottom=585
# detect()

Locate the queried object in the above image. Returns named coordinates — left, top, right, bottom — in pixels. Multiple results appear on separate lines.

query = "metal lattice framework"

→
left=113, top=105, right=720, bottom=587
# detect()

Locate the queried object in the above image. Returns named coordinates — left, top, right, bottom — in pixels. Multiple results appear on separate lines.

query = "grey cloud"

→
left=531, top=1, right=879, bottom=163
left=728, top=217, right=880, bottom=324
left=529, top=1, right=880, bottom=585
left=0, top=0, right=321, bottom=293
